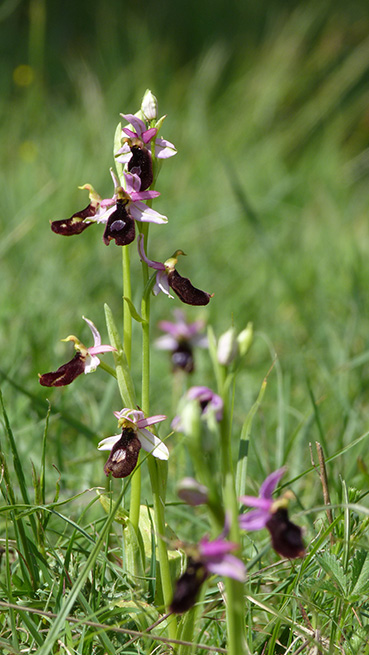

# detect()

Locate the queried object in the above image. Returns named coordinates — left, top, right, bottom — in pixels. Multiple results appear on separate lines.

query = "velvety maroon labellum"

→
left=266, top=507, right=305, bottom=559
left=102, top=200, right=136, bottom=246
left=51, top=204, right=97, bottom=236
left=103, top=427, right=141, bottom=478
left=128, top=145, right=153, bottom=191
left=39, top=352, right=85, bottom=387
left=168, top=270, right=212, bottom=306
left=170, top=558, right=208, bottom=614
left=171, top=343, right=194, bottom=373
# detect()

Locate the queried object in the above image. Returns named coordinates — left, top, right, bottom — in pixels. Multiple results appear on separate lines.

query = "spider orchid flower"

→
left=170, top=534, right=245, bottom=614
left=239, top=467, right=305, bottom=559
left=39, top=317, right=116, bottom=387
left=51, top=184, right=102, bottom=236
left=98, top=408, right=169, bottom=478
left=138, top=235, right=212, bottom=306
left=156, top=309, right=208, bottom=373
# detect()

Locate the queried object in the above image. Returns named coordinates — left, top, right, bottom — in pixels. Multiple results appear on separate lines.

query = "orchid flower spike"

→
left=39, top=317, right=116, bottom=387
left=156, top=309, right=208, bottom=373
left=98, top=408, right=169, bottom=478
left=239, top=468, right=305, bottom=559
left=170, top=534, right=245, bottom=614
left=138, top=235, right=212, bottom=306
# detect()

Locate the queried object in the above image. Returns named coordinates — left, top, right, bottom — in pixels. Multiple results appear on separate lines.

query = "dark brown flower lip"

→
left=39, top=352, right=85, bottom=387
left=168, top=269, right=212, bottom=306
left=102, top=199, right=136, bottom=246
left=266, top=507, right=305, bottom=559
left=103, top=428, right=142, bottom=478
left=51, top=203, right=97, bottom=236
left=169, top=557, right=208, bottom=614
left=127, top=144, right=153, bottom=191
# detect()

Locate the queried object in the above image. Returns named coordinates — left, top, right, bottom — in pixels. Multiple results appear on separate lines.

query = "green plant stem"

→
left=218, top=369, right=246, bottom=654
left=122, top=245, right=132, bottom=367
left=139, top=223, right=176, bottom=638
left=148, top=457, right=177, bottom=640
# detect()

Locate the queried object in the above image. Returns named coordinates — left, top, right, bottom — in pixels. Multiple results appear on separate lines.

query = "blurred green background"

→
left=1, top=0, right=369, bottom=501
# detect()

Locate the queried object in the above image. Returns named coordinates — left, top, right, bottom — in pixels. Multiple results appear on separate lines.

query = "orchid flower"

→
left=170, top=534, right=245, bottom=613
left=239, top=468, right=305, bottom=559
left=39, top=317, right=116, bottom=387
left=117, top=112, right=176, bottom=162
left=98, top=408, right=169, bottom=478
left=155, top=309, right=208, bottom=372
left=138, top=234, right=212, bottom=306
left=94, top=170, right=167, bottom=246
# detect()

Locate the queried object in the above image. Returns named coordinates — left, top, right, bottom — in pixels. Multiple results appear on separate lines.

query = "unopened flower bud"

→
left=237, top=322, right=253, bottom=357
left=177, top=478, right=209, bottom=506
left=217, top=327, right=239, bottom=366
left=141, top=89, right=158, bottom=120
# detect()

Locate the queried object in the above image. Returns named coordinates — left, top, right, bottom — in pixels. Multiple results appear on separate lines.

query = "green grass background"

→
left=1, top=1, right=369, bottom=651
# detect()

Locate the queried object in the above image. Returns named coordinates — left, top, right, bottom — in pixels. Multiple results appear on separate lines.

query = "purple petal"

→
left=82, top=316, right=101, bottom=347
left=239, top=508, right=269, bottom=531
left=136, top=414, right=167, bottom=428
left=121, top=114, right=146, bottom=137
left=130, top=201, right=167, bottom=224
left=155, top=137, right=177, bottom=159
left=200, top=537, right=238, bottom=558
left=259, top=467, right=286, bottom=499
left=88, top=345, right=116, bottom=355
left=130, top=190, right=160, bottom=201
left=137, top=234, right=165, bottom=270
left=142, top=127, right=157, bottom=143
left=206, top=554, right=245, bottom=582
left=239, top=496, right=272, bottom=510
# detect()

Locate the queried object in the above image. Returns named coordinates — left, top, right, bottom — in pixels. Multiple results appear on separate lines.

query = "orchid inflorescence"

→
left=39, top=89, right=306, bottom=636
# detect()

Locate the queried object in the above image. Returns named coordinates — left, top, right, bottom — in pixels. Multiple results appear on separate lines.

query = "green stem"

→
left=148, top=457, right=177, bottom=640
left=122, top=245, right=132, bottom=367
left=218, top=366, right=246, bottom=654
left=139, top=223, right=176, bottom=638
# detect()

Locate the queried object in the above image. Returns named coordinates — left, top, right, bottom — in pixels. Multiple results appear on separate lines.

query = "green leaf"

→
left=113, top=121, right=123, bottom=180
left=97, top=491, right=128, bottom=525
left=316, top=553, right=347, bottom=594
left=104, top=303, right=136, bottom=407
left=123, top=296, right=147, bottom=324
left=349, top=550, right=369, bottom=598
